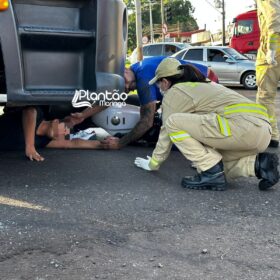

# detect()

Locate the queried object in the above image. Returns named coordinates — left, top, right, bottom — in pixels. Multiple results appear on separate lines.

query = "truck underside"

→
left=0, top=0, right=127, bottom=106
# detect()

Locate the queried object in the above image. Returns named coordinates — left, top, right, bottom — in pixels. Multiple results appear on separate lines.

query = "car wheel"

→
left=242, top=71, right=257, bottom=90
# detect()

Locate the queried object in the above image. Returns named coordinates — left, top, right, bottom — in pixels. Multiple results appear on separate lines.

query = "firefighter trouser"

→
left=256, top=58, right=280, bottom=141
left=165, top=113, right=271, bottom=180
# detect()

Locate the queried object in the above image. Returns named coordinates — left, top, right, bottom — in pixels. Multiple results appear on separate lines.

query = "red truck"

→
left=230, top=10, right=260, bottom=60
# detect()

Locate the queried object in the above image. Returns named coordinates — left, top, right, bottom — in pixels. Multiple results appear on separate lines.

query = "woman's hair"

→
left=164, top=64, right=209, bottom=87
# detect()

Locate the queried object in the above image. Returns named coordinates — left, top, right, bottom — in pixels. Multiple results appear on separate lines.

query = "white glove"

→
left=266, top=50, right=277, bottom=65
left=134, top=156, right=154, bottom=171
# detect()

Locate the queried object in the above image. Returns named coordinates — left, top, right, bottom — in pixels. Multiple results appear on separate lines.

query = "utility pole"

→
left=161, top=0, right=165, bottom=42
left=134, top=0, right=143, bottom=61
left=149, top=0, right=154, bottom=43
left=222, top=0, right=225, bottom=45
left=214, top=0, right=226, bottom=45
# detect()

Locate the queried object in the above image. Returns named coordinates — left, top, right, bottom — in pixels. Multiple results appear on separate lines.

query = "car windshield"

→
left=171, top=48, right=187, bottom=59
left=176, top=43, right=188, bottom=49
left=224, top=48, right=248, bottom=60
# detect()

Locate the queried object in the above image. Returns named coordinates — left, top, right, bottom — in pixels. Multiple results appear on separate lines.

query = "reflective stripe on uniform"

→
left=224, top=103, right=268, bottom=118
left=217, top=115, right=232, bottom=136
left=149, top=157, right=160, bottom=169
left=269, top=115, right=277, bottom=123
left=269, top=34, right=280, bottom=51
left=150, top=157, right=159, bottom=166
left=184, top=82, right=198, bottom=88
left=270, top=34, right=280, bottom=43
left=169, top=131, right=191, bottom=143
left=256, top=65, right=266, bottom=73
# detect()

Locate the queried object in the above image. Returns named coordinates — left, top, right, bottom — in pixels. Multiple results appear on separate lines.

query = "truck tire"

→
left=242, top=71, right=257, bottom=90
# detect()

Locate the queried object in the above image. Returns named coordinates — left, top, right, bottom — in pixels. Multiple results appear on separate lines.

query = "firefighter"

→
left=256, top=0, right=280, bottom=147
left=134, top=58, right=279, bottom=191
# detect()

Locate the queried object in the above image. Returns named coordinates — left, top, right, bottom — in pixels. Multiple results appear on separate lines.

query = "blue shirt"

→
left=130, top=56, right=208, bottom=105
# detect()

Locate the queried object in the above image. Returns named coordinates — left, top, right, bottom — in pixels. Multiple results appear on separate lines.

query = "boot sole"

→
left=181, top=180, right=226, bottom=191
left=259, top=154, right=279, bottom=190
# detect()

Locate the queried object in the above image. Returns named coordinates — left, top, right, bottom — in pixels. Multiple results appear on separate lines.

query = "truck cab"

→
left=0, top=0, right=127, bottom=106
left=230, top=10, right=259, bottom=60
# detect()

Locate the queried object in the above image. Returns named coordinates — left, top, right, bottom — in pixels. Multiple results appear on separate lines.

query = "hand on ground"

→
left=25, top=146, right=44, bottom=161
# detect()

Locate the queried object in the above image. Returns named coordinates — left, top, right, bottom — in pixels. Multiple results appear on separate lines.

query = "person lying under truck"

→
left=64, top=56, right=218, bottom=149
left=134, top=58, right=279, bottom=191
left=0, top=107, right=103, bottom=161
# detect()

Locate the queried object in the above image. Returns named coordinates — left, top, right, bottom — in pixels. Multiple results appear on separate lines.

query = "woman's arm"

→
left=46, top=139, right=103, bottom=149
left=22, top=107, right=44, bottom=161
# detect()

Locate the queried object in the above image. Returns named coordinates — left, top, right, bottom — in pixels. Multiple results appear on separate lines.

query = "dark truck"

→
left=0, top=0, right=127, bottom=106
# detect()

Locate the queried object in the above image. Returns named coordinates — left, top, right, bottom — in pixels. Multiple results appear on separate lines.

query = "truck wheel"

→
left=242, top=71, right=257, bottom=90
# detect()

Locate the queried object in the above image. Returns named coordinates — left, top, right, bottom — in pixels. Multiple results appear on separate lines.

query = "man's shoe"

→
left=181, top=161, right=226, bottom=191
left=269, top=140, right=279, bottom=148
left=255, top=153, right=279, bottom=190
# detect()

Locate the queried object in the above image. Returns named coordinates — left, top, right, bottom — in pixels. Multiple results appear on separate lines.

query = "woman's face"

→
left=156, top=78, right=171, bottom=95
left=47, top=119, right=70, bottom=139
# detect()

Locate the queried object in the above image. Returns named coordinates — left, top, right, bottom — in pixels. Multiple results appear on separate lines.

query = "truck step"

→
left=18, top=26, right=95, bottom=39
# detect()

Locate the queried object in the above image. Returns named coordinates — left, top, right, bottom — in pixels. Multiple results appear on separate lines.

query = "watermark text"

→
left=72, top=89, right=128, bottom=108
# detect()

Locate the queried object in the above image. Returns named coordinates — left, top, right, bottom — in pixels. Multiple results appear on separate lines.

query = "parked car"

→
left=171, top=46, right=257, bottom=89
left=129, top=42, right=189, bottom=64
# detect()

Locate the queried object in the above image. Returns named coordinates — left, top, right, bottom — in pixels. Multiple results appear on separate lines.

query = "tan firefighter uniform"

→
left=149, top=82, right=271, bottom=180
left=256, top=0, right=280, bottom=141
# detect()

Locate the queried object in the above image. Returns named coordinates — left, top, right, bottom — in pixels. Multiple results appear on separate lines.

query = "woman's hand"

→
left=134, top=156, right=159, bottom=171
left=25, top=146, right=44, bottom=161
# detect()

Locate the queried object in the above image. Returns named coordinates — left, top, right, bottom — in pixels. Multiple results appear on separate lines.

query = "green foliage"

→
left=124, top=0, right=198, bottom=53
left=164, top=0, right=198, bottom=31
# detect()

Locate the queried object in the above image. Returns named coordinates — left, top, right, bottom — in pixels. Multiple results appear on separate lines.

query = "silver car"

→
left=129, top=42, right=189, bottom=64
left=172, top=46, right=257, bottom=89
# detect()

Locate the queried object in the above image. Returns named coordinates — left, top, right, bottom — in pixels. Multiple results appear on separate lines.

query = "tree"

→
left=124, top=0, right=137, bottom=53
left=164, top=0, right=198, bottom=31
left=124, top=0, right=198, bottom=53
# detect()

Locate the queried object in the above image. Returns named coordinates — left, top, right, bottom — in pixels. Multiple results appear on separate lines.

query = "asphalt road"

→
left=0, top=87, right=280, bottom=280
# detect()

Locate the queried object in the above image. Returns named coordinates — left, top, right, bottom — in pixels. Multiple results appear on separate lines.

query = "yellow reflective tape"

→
left=225, top=103, right=267, bottom=110
left=224, top=106, right=267, bottom=114
left=217, top=115, right=231, bottom=136
left=170, top=133, right=191, bottom=140
left=269, top=115, right=276, bottom=123
left=184, top=82, right=198, bottom=88
left=169, top=131, right=191, bottom=142
left=169, top=130, right=188, bottom=137
left=224, top=109, right=269, bottom=118
left=270, top=34, right=280, bottom=40
left=170, top=135, right=191, bottom=143
left=149, top=157, right=160, bottom=169
left=256, top=65, right=266, bottom=74
left=224, top=103, right=268, bottom=118
left=150, top=157, right=159, bottom=166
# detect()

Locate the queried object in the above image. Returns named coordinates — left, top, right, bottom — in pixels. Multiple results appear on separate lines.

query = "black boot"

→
left=269, top=140, right=279, bottom=148
left=181, top=161, right=226, bottom=191
left=255, top=152, right=279, bottom=190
